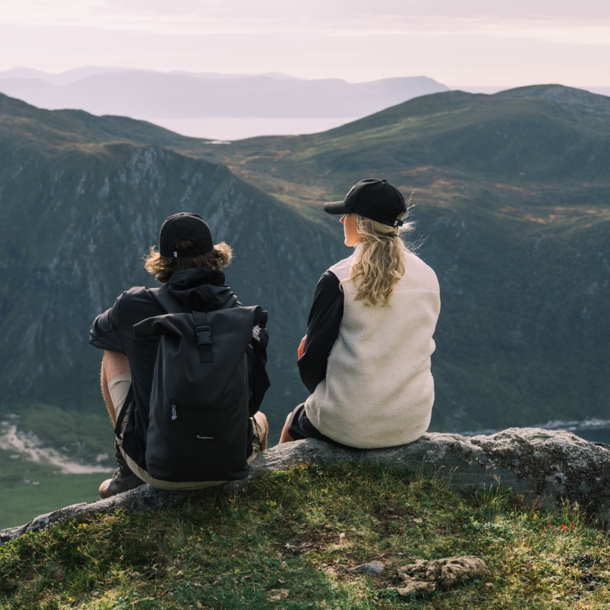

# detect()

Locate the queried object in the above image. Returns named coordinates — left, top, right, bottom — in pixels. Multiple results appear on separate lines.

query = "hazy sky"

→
left=1, top=0, right=609, bottom=85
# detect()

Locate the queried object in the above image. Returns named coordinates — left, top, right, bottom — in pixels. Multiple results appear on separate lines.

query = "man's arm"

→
left=101, top=351, right=131, bottom=426
left=90, top=294, right=129, bottom=425
left=90, top=293, right=126, bottom=353
left=298, top=271, right=344, bottom=394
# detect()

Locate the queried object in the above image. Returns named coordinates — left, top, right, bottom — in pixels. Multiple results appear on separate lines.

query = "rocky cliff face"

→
left=0, top=139, right=342, bottom=418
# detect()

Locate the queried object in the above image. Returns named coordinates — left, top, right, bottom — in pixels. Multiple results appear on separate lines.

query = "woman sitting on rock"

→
left=280, top=178, right=441, bottom=449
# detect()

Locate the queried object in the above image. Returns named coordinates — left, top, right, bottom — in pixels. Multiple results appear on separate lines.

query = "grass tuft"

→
left=1, top=463, right=609, bottom=609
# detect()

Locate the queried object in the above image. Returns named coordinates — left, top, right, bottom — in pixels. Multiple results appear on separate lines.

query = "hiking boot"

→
left=99, top=445, right=145, bottom=499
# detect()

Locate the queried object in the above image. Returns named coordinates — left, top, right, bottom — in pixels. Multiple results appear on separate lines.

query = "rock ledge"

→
left=2, top=428, right=609, bottom=545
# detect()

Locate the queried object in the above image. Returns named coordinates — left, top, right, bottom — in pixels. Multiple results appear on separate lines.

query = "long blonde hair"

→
left=348, top=215, right=414, bottom=306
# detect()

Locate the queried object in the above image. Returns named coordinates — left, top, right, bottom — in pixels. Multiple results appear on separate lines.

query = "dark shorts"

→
left=287, top=404, right=358, bottom=450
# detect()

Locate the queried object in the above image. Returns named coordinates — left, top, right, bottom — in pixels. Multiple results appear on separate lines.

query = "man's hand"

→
left=297, top=335, right=307, bottom=359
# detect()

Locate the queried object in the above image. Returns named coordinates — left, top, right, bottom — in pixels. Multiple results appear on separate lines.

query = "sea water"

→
left=574, top=429, right=610, bottom=445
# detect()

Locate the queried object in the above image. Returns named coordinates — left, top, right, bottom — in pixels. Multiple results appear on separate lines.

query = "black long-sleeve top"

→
left=298, top=271, right=345, bottom=394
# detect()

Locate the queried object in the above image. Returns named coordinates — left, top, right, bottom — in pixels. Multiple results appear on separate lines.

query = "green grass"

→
left=1, top=463, right=609, bottom=609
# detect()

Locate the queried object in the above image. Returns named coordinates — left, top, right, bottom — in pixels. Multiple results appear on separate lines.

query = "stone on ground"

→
left=395, top=556, right=489, bottom=598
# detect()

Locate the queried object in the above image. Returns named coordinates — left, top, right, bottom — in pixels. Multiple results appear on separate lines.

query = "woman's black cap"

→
left=323, top=178, right=406, bottom=227
left=159, top=212, right=214, bottom=258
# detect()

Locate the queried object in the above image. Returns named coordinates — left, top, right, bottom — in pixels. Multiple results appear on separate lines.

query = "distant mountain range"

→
left=0, top=84, right=609, bottom=440
left=0, top=68, right=448, bottom=120
left=0, top=68, right=304, bottom=86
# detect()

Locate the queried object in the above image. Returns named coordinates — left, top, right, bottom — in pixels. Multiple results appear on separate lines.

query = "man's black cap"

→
left=159, top=212, right=214, bottom=258
left=323, top=178, right=406, bottom=227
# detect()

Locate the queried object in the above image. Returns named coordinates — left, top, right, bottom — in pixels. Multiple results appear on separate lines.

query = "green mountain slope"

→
left=0, top=93, right=214, bottom=152
left=179, top=85, right=610, bottom=431
left=0, top=93, right=344, bottom=432
left=1, top=85, right=609, bottom=441
left=186, top=85, right=610, bottom=198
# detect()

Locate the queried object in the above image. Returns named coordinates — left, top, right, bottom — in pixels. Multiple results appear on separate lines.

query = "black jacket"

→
left=298, top=271, right=344, bottom=393
left=90, top=268, right=270, bottom=468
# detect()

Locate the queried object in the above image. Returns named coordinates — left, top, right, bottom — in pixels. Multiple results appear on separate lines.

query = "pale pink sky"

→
left=1, top=0, right=609, bottom=86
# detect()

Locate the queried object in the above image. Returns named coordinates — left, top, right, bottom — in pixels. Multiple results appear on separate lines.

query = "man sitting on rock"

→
left=90, top=212, right=270, bottom=497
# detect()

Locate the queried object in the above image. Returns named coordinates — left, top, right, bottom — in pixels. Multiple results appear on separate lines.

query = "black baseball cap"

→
left=159, top=212, right=214, bottom=258
left=323, top=178, right=406, bottom=227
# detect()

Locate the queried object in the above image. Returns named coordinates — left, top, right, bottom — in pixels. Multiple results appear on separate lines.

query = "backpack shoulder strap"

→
left=148, top=286, right=184, bottom=314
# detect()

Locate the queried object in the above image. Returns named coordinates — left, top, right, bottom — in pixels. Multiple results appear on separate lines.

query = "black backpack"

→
left=133, top=287, right=264, bottom=483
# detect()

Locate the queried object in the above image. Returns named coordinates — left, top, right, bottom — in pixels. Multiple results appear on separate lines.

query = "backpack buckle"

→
left=195, top=325, right=213, bottom=363
left=196, top=325, right=212, bottom=345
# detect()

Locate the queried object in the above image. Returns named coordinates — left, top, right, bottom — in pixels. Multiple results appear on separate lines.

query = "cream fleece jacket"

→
left=304, top=247, right=440, bottom=448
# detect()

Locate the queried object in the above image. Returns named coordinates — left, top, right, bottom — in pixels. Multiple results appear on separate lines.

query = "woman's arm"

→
left=298, top=271, right=344, bottom=394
